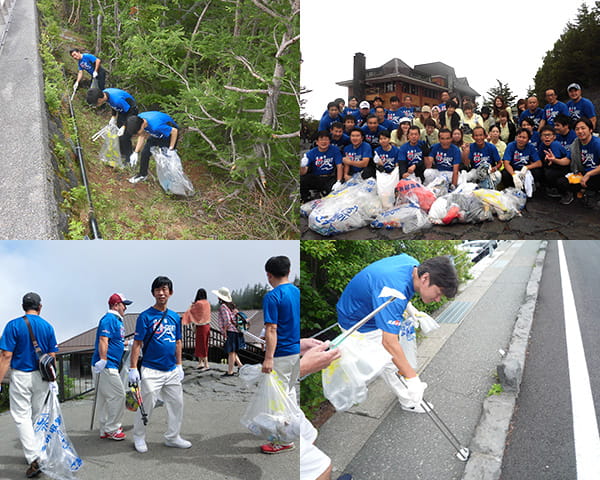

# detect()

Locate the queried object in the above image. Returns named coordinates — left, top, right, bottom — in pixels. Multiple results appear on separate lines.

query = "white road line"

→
left=557, top=240, right=600, bottom=479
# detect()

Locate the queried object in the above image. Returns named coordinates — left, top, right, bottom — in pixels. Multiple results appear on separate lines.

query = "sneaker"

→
left=400, top=402, right=432, bottom=414
left=164, top=437, right=192, bottom=449
left=560, top=191, right=574, bottom=205
left=25, top=459, right=41, bottom=478
left=102, top=428, right=126, bottom=440
left=336, top=475, right=353, bottom=480
left=545, top=187, right=561, bottom=198
left=260, top=442, right=295, bottom=454
left=584, top=191, right=597, bottom=208
left=134, top=437, right=148, bottom=453
left=128, top=175, right=148, bottom=184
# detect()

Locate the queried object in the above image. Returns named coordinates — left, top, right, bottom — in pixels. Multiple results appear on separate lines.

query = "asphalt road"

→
left=339, top=241, right=541, bottom=479
left=501, top=240, right=600, bottom=479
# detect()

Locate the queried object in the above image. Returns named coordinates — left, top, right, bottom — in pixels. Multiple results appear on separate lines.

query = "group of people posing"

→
left=302, top=84, right=599, bottom=207
left=0, top=255, right=301, bottom=477
left=70, top=48, right=180, bottom=184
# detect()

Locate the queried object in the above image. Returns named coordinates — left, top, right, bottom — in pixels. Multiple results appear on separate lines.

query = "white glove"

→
left=176, top=364, right=184, bottom=381
left=166, top=148, right=176, bottom=157
left=128, top=368, right=140, bottom=385
left=49, top=381, right=59, bottom=394
left=404, top=375, right=427, bottom=407
left=109, top=117, right=117, bottom=127
left=520, top=165, right=528, bottom=173
left=73, top=81, right=79, bottom=91
left=117, top=126, right=126, bottom=137
left=93, top=359, right=107, bottom=374
left=300, top=154, right=309, bottom=168
left=92, top=71, right=98, bottom=78
left=331, top=180, right=343, bottom=192
left=373, top=152, right=382, bottom=165
left=130, top=152, right=139, bottom=167
left=512, top=174, right=523, bottom=190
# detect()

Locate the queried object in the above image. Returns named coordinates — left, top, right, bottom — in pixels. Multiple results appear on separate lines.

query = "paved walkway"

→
left=0, top=0, right=61, bottom=239
left=0, top=362, right=298, bottom=480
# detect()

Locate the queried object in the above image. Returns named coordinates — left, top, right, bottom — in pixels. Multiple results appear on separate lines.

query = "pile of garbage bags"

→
left=301, top=170, right=528, bottom=236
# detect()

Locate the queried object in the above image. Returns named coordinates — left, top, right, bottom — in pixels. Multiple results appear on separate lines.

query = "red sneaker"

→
left=101, top=428, right=126, bottom=440
left=260, top=442, right=295, bottom=454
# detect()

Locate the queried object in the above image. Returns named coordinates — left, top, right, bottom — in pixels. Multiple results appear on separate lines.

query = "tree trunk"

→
left=95, top=14, right=103, bottom=55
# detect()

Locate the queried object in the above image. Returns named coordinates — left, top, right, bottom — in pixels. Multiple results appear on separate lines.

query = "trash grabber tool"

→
left=132, top=384, right=148, bottom=425
left=242, top=330, right=266, bottom=345
left=397, top=374, right=470, bottom=461
left=90, top=372, right=100, bottom=430
left=309, top=323, right=340, bottom=339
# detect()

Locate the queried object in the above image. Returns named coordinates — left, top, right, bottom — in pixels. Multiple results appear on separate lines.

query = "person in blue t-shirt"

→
left=554, top=114, right=577, bottom=152
left=536, top=126, right=570, bottom=196
left=468, top=126, right=501, bottom=170
left=70, top=48, right=106, bottom=91
left=425, top=128, right=462, bottom=186
left=361, top=115, right=385, bottom=149
left=0, top=292, right=59, bottom=478
left=260, top=256, right=300, bottom=454
left=319, top=102, right=342, bottom=132
left=128, top=276, right=190, bottom=453
left=539, top=88, right=569, bottom=130
left=343, top=128, right=374, bottom=180
left=329, top=122, right=350, bottom=151
left=343, top=114, right=357, bottom=135
left=566, top=83, right=597, bottom=130
left=399, top=95, right=416, bottom=120
left=300, top=131, right=343, bottom=202
left=398, top=126, right=429, bottom=181
left=557, top=117, right=600, bottom=205
left=91, top=293, right=133, bottom=441
left=386, top=96, right=403, bottom=129
left=374, top=106, right=395, bottom=131
left=502, top=128, right=542, bottom=189
left=518, top=96, right=544, bottom=131
left=374, top=130, right=401, bottom=174
left=86, top=87, right=139, bottom=160
left=337, top=255, right=458, bottom=412
left=342, top=96, right=360, bottom=120
left=520, top=117, right=541, bottom=149
left=356, top=101, right=371, bottom=127
left=126, top=111, right=180, bottom=184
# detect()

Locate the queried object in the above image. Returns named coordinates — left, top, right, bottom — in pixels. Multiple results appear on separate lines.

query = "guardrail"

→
left=0, top=0, right=16, bottom=56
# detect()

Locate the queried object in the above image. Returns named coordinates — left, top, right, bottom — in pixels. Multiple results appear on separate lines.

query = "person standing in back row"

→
left=260, top=255, right=301, bottom=455
left=0, top=293, right=59, bottom=478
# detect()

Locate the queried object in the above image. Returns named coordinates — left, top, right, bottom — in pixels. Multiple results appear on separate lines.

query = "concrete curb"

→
left=461, top=240, right=548, bottom=480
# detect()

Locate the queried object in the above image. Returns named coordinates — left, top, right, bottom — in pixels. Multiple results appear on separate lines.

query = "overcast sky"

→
left=301, top=0, right=592, bottom=118
left=0, top=241, right=299, bottom=343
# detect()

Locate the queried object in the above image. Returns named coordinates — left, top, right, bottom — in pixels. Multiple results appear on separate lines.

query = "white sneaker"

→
left=164, top=436, right=192, bottom=449
left=134, top=437, right=148, bottom=453
left=400, top=402, right=432, bottom=414
left=128, top=175, right=147, bottom=184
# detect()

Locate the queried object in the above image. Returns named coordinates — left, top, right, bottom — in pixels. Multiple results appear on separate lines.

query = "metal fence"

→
left=0, top=0, right=16, bottom=55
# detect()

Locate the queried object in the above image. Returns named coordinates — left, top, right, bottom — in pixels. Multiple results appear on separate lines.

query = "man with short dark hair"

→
left=86, top=87, right=138, bottom=160
left=318, top=102, right=342, bottom=132
left=0, top=293, right=59, bottom=478
left=398, top=125, right=429, bottom=181
left=126, top=112, right=179, bottom=184
left=386, top=96, right=403, bottom=128
left=361, top=115, right=385, bottom=149
left=343, top=115, right=357, bottom=134
left=518, top=96, right=544, bottom=131
left=554, top=114, right=577, bottom=152
left=260, top=256, right=300, bottom=455
left=300, top=131, right=343, bottom=202
left=374, top=106, right=395, bottom=131
left=337, top=255, right=458, bottom=412
left=399, top=95, right=415, bottom=120
left=91, top=293, right=133, bottom=441
left=425, top=128, right=462, bottom=187
left=539, top=88, right=569, bottom=130
left=128, top=276, right=190, bottom=453
left=329, top=122, right=350, bottom=151
left=70, top=48, right=106, bottom=91
left=566, top=83, right=597, bottom=130
left=538, top=125, right=570, bottom=197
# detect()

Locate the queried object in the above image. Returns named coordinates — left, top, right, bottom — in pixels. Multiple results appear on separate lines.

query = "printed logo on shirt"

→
left=314, top=155, right=334, bottom=172
left=387, top=319, right=402, bottom=326
left=153, top=321, right=177, bottom=343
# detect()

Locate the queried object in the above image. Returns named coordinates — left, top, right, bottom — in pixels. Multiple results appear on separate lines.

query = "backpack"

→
left=235, top=311, right=248, bottom=332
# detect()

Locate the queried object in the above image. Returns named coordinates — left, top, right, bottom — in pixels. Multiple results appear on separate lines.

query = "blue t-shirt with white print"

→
left=134, top=307, right=181, bottom=371
left=92, top=312, right=125, bottom=370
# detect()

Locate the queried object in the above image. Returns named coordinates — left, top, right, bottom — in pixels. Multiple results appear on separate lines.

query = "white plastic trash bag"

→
left=240, top=371, right=302, bottom=443
left=404, top=302, right=439, bottom=335
left=239, top=363, right=263, bottom=387
left=300, top=198, right=323, bottom=218
left=376, top=167, right=399, bottom=210
left=322, top=332, right=391, bottom=411
left=98, top=124, right=123, bottom=168
left=398, top=318, right=418, bottom=369
left=371, top=205, right=431, bottom=233
left=151, top=147, right=195, bottom=196
left=33, top=385, right=83, bottom=480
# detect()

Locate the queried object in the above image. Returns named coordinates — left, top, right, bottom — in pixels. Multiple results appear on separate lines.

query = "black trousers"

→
left=90, top=67, right=107, bottom=90
left=544, top=165, right=570, bottom=188
left=557, top=173, right=600, bottom=193
left=300, top=174, right=336, bottom=202
left=116, top=106, right=138, bottom=158
left=139, top=135, right=178, bottom=176
left=501, top=167, right=543, bottom=188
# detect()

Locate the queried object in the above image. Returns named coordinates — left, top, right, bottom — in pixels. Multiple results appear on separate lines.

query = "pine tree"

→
left=483, top=80, right=517, bottom=108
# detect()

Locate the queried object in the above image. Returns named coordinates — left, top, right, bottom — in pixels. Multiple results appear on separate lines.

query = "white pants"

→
left=92, top=368, right=125, bottom=434
left=273, top=353, right=300, bottom=400
left=356, top=329, right=414, bottom=406
left=300, top=415, right=330, bottom=480
left=9, top=370, right=49, bottom=463
left=133, top=366, right=183, bottom=442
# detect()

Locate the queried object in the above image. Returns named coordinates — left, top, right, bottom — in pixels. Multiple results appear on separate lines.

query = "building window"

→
left=402, top=83, right=419, bottom=95
left=423, top=88, right=438, bottom=100
left=383, top=82, right=395, bottom=93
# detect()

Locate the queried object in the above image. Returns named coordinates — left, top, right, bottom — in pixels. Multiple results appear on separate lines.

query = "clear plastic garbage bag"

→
left=398, top=318, right=418, bottom=369
left=99, top=124, right=123, bottom=168
left=371, top=204, right=432, bottom=233
left=151, top=147, right=195, bottom=196
left=446, top=192, right=494, bottom=224
left=322, top=332, right=391, bottom=411
left=376, top=167, right=399, bottom=210
left=240, top=371, right=302, bottom=443
left=300, top=198, right=323, bottom=218
left=239, top=363, right=263, bottom=387
left=308, top=176, right=382, bottom=236
left=33, top=385, right=83, bottom=480
left=473, top=188, right=522, bottom=221
left=427, top=176, right=449, bottom=198
left=404, top=302, right=440, bottom=335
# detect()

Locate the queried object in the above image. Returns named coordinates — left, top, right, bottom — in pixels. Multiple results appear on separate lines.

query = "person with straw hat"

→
left=212, top=287, right=244, bottom=376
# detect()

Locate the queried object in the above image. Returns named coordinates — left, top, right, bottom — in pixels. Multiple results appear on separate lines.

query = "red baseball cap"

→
left=108, top=293, right=132, bottom=306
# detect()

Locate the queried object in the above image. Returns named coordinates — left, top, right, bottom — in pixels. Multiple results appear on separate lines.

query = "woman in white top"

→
left=488, top=124, right=507, bottom=159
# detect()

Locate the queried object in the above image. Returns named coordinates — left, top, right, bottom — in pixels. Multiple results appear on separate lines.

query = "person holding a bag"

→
left=0, top=292, right=59, bottom=478
left=213, top=287, right=244, bottom=377
left=182, top=288, right=211, bottom=371
left=337, top=255, right=458, bottom=413
left=128, top=276, right=191, bottom=454
left=91, top=293, right=133, bottom=441
left=260, top=255, right=300, bottom=454
left=70, top=48, right=106, bottom=91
